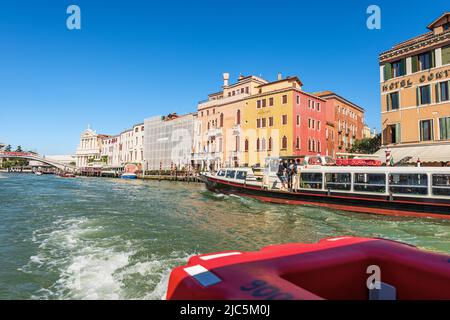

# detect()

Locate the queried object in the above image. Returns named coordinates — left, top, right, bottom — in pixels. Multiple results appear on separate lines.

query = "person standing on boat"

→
left=277, top=159, right=287, bottom=190
left=292, top=159, right=301, bottom=192
left=287, top=159, right=295, bottom=191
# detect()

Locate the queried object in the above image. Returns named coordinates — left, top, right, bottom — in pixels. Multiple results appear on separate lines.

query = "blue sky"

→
left=0, top=0, right=448, bottom=154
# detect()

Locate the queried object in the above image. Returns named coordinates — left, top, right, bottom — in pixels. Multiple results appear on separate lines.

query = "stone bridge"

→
left=0, top=152, right=79, bottom=173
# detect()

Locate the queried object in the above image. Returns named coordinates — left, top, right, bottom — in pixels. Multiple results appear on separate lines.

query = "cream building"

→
left=75, top=127, right=110, bottom=167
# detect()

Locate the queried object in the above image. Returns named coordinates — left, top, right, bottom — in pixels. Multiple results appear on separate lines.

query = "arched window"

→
left=268, top=137, right=272, bottom=151
left=244, top=139, right=249, bottom=152
left=312, top=140, right=316, bottom=152
left=308, top=139, right=311, bottom=151
left=256, top=138, right=260, bottom=151
left=282, top=136, right=287, bottom=150
left=220, top=113, right=224, bottom=128
left=236, top=110, right=241, bottom=125
left=261, top=138, right=266, bottom=151
left=235, top=136, right=240, bottom=151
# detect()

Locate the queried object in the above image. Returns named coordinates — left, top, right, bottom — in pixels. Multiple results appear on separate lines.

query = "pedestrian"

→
left=288, top=159, right=295, bottom=191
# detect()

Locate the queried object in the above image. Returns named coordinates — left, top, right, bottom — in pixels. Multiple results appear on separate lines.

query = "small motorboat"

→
left=121, top=173, right=137, bottom=179
left=59, top=172, right=76, bottom=178
left=34, top=171, right=43, bottom=176
left=167, top=236, right=450, bottom=300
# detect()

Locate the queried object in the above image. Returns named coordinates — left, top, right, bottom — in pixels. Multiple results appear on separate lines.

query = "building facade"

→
left=379, top=13, right=450, bottom=147
left=315, top=91, right=365, bottom=156
left=75, top=127, right=110, bottom=168
left=143, top=113, right=195, bottom=170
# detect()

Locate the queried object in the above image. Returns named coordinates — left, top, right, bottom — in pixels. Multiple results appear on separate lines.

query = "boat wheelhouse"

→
left=202, top=158, right=450, bottom=219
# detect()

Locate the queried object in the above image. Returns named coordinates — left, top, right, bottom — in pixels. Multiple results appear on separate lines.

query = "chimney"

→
left=238, top=74, right=244, bottom=80
left=223, top=73, right=230, bottom=87
left=277, top=72, right=282, bottom=80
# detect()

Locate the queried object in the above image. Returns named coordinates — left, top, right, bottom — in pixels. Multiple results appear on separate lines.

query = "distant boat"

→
left=59, top=172, right=76, bottom=178
left=35, top=171, right=43, bottom=176
left=121, top=173, right=137, bottom=179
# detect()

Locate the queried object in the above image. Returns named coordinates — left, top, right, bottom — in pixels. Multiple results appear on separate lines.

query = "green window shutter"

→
left=395, top=123, right=401, bottom=143
left=411, top=55, right=419, bottom=73
left=431, top=50, right=436, bottom=68
left=442, top=46, right=450, bottom=65
left=436, top=83, right=441, bottom=103
left=416, top=87, right=420, bottom=106
left=386, top=94, right=390, bottom=111
left=384, top=63, right=392, bottom=81
left=400, top=59, right=406, bottom=76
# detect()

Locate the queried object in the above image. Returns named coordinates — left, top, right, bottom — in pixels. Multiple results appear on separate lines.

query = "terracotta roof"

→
left=256, top=76, right=303, bottom=88
left=314, top=91, right=364, bottom=112
left=427, top=12, right=450, bottom=30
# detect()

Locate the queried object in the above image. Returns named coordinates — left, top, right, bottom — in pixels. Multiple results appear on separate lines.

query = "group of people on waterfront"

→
left=277, top=159, right=302, bottom=192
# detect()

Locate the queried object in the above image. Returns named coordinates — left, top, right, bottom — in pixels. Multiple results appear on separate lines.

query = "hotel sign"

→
left=382, top=68, right=450, bottom=92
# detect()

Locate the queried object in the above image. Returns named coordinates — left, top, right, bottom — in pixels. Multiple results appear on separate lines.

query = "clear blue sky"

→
left=0, top=0, right=448, bottom=154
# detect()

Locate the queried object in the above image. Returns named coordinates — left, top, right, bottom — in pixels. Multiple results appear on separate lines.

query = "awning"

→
left=374, top=144, right=450, bottom=164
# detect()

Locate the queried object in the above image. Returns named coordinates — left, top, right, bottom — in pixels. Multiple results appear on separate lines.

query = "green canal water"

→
left=0, top=173, right=449, bottom=299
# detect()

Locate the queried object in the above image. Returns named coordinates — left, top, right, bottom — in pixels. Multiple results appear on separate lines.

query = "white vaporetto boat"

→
left=201, top=156, right=450, bottom=220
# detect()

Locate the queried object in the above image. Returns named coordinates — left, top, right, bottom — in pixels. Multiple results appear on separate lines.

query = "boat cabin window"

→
left=226, top=170, right=236, bottom=179
left=389, top=174, right=428, bottom=195
left=325, top=173, right=351, bottom=191
left=217, top=170, right=226, bottom=177
left=300, top=173, right=323, bottom=189
left=308, top=157, right=322, bottom=165
left=236, top=171, right=247, bottom=180
left=353, top=173, right=386, bottom=193
left=432, top=174, right=450, bottom=196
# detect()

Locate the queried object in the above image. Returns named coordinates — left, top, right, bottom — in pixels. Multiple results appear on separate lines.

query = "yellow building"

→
left=379, top=12, right=450, bottom=158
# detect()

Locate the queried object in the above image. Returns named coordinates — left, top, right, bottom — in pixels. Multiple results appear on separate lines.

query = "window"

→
left=444, top=23, right=450, bottom=31
left=282, top=95, right=287, bottom=104
left=226, top=170, right=236, bottom=179
left=217, top=170, right=226, bottom=177
left=261, top=138, right=266, bottom=151
left=235, top=136, right=240, bottom=151
left=262, top=99, right=267, bottom=108
left=432, top=174, right=450, bottom=196
left=317, top=141, right=321, bottom=152
left=245, top=87, right=249, bottom=94
left=436, top=81, right=450, bottom=102
left=317, top=121, right=321, bottom=131
left=257, top=100, right=261, bottom=108
left=443, top=45, right=450, bottom=65
left=256, top=138, right=260, bottom=151
left=213, top=108, right=215, bottom=114
left=295, top=136, right=300, bottom=150
left=241, top=88, right=244, bottom=94
left=325, top=173, right=351, bottom=191
left=282, top=115, right=287, bottom=125
left=220, top=113, right=224, bottom=127
left=269, top=117, right=274, bottom=127
left=281, top=136, right=287, bottom=149
left=389, top=174, right=428, bottom=195
left=236, top=171, right=247, bottom=180
left=419, top=119, right=433, bottom=141
left=296, top=95, right=300, bottom=104
left=439, top=117, right=450, bottom=140
left=300, top=173, right=322, bottom=189
left=268, top=137, right=272, bottom=151
left=296, top=115, right=300, bottom=126
left=207, top=110, right=209, bottom=116
left=256, top=119, right=261, bottom=128
left=317, top=103, right=320, bottom=111
left=391, top=60, right=405, bottom=77
left=386, top=123, right=401, bottom=144
left=353, top=173, right=386, bottom=193
left=261, top=118, right=266, bottom=128
left=418, top=52, right=432, bottom=70
left=269, top=97, right=274, bottom=106
left=236, top=110, right=241, bottom=125
left=418, top=85, right=431, bottom=105
left=387, top=92, right=400, bottom=111
left=244, top=139, right=249, bottom=152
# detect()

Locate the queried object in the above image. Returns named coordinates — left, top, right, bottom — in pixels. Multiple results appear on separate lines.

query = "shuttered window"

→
left=439, top=117, right=450, bottom=140
left=386, top=92, right=400, bottom=111
left=420, top=119, right=434, bottom=141
left=442, top=45, right=450, bottom=66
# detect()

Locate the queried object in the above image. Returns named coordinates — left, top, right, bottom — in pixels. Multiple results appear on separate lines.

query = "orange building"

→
left=315, top=91, right=365, bottom=157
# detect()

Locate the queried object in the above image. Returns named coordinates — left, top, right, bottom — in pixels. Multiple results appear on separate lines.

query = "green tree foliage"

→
left=5, top=145, right=11, bottom=152
left=349, top=134, right=381, bottom=154
left=15, top=145, right=23, bottom=152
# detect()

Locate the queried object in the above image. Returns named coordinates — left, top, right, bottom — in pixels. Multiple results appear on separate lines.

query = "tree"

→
left=5, top=145, right=11, bottom=152
left=349, top=134, right=381, bottom=155
left=15, top=145, right=23, bottom=152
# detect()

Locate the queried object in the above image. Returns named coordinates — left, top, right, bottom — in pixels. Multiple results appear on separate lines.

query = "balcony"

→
left=206, top=128, right=223, bottom=138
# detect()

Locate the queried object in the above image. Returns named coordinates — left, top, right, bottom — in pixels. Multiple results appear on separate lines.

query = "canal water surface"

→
left=0, top=173, right=449, bottom=299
